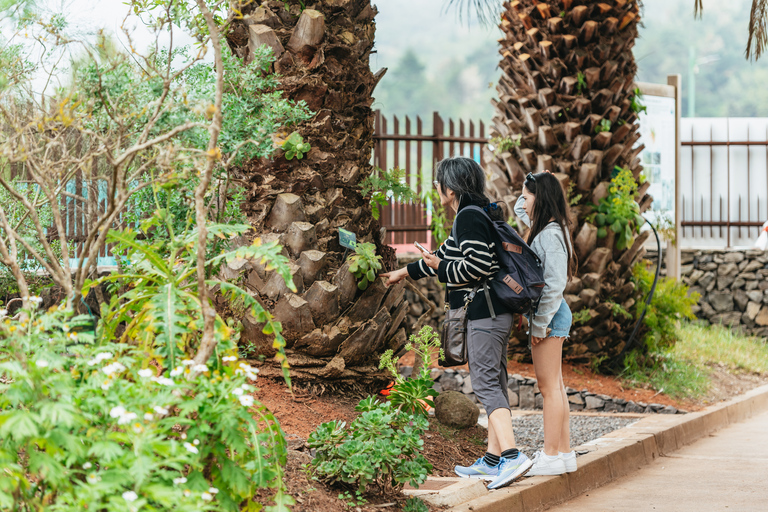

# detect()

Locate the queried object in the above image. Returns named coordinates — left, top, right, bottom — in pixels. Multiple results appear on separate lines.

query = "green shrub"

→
left=306, top=396, right=432, bottom=494
left=379, top=326, right=441, bottom=416
left=0, top=307, right=292, bottom=511
left=632, top=262, right=701, bottom=353
left=403, top=496, right=429, bottom=512
left=347, top=242, right=382, bottom=291
left=359, top=167, right=417, bottom=221
left=589, top=167, right=644, bottom=251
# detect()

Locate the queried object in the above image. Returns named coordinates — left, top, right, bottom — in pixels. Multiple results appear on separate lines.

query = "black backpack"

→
left=462, top=206, right=546, bottom=317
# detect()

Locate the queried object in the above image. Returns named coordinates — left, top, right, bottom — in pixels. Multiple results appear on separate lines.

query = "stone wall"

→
left=398, top=366, right=685, bottom=414
left=681, top=249, right=768, bottom=338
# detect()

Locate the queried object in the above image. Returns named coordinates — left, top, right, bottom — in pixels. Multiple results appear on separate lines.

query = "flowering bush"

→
left=590, top=166, right=645, bottom=251
left=0, top=306, right=292, bottom=511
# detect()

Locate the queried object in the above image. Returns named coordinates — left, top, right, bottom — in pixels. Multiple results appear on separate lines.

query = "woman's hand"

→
left=530, top=335, right=545, bottom=346
left=420, top=250, right=441, bottom=270
left=380, top=267, right=408, bottom=286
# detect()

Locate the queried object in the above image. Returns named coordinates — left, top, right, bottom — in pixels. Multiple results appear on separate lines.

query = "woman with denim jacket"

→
left=515, top=171, right=578, bottom=476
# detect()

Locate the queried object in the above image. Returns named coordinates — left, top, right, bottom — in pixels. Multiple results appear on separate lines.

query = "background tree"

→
left=224, top=1, right=411, bottom=391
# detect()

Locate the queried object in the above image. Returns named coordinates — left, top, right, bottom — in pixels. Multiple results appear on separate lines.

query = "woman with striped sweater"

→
left=382, top=157, right=532, bottom=489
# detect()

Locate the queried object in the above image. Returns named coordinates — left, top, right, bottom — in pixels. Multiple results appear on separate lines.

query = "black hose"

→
left=610, top=216, right=662, bottom=369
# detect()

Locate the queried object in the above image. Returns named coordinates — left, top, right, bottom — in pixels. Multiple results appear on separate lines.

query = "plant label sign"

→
left=339, top=228, right=357, bottom=250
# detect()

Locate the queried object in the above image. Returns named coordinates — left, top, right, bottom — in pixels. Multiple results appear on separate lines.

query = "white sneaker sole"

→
left=487, top=459, right=533, bottom=490
left=454, top=470, right=497, bottom=481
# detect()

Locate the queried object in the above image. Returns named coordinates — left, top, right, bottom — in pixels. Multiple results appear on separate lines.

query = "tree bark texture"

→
left=484, top=0, right=650, bottom=363
left=225, top=1, right=405, bottom=390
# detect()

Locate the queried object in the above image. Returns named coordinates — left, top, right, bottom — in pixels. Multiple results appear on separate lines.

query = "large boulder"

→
left=434, top=391, right=479, bottom=429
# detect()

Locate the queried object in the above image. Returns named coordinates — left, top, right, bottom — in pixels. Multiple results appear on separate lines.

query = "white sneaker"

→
left=559, top=451, right=577, bottom=473
left=526, top=451, right=567, bottom=476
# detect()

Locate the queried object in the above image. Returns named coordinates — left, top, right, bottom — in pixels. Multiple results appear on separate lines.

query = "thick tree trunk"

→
left=484, top=0, right=650, bottom=364
left=225, top=1, right=405, bottom=391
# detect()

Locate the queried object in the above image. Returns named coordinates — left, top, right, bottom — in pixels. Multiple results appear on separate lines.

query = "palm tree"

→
left=446, top=0, right=767, bottom=362
left=224, top=1, right=408, bottom=390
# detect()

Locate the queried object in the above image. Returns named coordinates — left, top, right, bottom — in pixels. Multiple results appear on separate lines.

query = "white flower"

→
left=181, top=359, right=195, bottom=366
left=192, top=364, right=208, bottom=373
left=133, top=423, right=143, bottom=433
left=208, top=487, right=219, bottom=494
left=122, top=491, right=138, bottom=502
left=109, top=406, right=127, bottom=419
left=239, top=395, right=254, bottom=407
left=101, top=380, right=112, bottom=391
left=170, top=367, right=183, bottom=377
left=201, top=492, right=213, bottom=501
left=87, top=473, right=99, bottom=484
left=193, top=439, right=200, bottom=446
left=183, top=489, right=191, bottom=497
left=144, top=413, right=154, bottom=421
left=231, top=387, right=244, bottom=396
left=117, top=412, right=138, bottom=425
left=151, top=376, right=174, bottom=386
left=222, top=356, right=237, bottom=362
left=88, top=352, right=113, bottom=366
left=184, top=442, right=198, bottom=454
left=0, top=309, right=7, bottom=318
left=138, top=369, right=154, bottom=378
left=181, top=432, right=187, bottom=439
left=83, top=462, right=92, bottom=470
left=29, top=296, right=43, bottom=305
left=237, top=362, right=259, bottom=381
left=102, top=362, right=126, bottom=376
left=153, top=406, right=169, bottom=416
left=173, top=476, right=187, bottom=485
left=35, top=359, right=49, bottom=368
left=241, top=384, right=253, bottom=391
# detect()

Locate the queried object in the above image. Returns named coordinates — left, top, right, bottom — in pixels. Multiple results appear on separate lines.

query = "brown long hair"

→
left=523, top=172, right=578, bottom=280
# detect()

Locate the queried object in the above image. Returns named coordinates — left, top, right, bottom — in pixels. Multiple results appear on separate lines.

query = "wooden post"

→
left=667, top=74, right=682, bottom=280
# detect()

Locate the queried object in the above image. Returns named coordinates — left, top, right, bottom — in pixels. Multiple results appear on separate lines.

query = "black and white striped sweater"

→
left=407, top=205, right=505, bottom=320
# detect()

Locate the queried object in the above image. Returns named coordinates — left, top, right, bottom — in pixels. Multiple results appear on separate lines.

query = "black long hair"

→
left=523, top=172, right=578, bottom=280
left=435, top=156, right=504, bottom=221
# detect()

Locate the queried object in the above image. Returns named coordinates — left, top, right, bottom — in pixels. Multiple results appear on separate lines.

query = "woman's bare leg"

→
left=531, top=336, right=566, bottom=456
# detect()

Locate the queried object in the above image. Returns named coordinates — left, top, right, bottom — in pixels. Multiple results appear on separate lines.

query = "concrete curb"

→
left=446, top=383, right=768, bottom=512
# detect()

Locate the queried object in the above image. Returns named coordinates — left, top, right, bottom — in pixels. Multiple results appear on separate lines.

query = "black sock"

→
left=501, top=448, right=520, bottom=459
left=483, top=452, right=501, bottom=467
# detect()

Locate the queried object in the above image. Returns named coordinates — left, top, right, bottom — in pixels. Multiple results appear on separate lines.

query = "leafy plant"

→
left=567, top=182, right=582, bottom=207
left=576, top=71, right=587, bottom=94
left=306, top=396, right=432, bottom=494
left=594, top=118, right=612, bottom=133
left=589, top=166, right=644, bottom=251
left=630, top=87, right=647, bottom=115
left=403, top=496, right=429, bottom=512
left=338, top=490, right=367, bottom=508
left=347, top=241, right=382, bottom=291
left=632, top=262, right=701, bottom=354
left=572, top=308, right=591, bottom=325
left=489, top=134, right=521, bottom=156
left=605, top=300, right=632, bottom=320
left=379, top=326, right=441, bottom=416
left=281, top=131, right=311, bottom=160
left=85, top=208, right=295, bottom=383
left=0, top=306, right=293, bottom=512
left=650, top=209, right=677, bottom=246
left=360, top=167, right=418, bottom=221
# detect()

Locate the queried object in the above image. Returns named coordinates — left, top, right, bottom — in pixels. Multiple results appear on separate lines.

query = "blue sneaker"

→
left=454, top=457, right=500, bottom=480
left=487, top=452, right=533, bottom=489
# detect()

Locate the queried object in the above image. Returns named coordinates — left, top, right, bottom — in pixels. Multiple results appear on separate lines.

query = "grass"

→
left=621, top=322, right=768, bottom=400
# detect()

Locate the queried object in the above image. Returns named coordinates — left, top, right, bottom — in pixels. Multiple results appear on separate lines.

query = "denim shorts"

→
left=526, top=299, right=572, bottom=339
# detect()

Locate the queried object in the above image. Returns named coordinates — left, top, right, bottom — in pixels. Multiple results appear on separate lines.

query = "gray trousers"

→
left=467, top=312, right=513, bottom=416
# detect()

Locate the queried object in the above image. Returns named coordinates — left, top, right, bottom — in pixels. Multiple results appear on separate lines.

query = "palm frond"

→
left=693, top=0, right=704, bottom=18
left=746, top=0, right=768, bottom=60
left=443, top=0, right=503, bottom=27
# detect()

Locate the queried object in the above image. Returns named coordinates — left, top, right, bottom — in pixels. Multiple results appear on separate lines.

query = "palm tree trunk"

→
left=484, top=0, right=651, bottom=363
left=225, top=1, right=407, bottom=391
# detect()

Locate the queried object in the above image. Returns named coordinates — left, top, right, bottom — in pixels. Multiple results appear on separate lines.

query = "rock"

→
left=508, top=378, right=520, bottom=393
left=724, top=252, right=745, bottom=263
left=700, top=262, right=718, bottom=271
left=700, top=300, right=716, bottom=318
left=708, top=291, right=734, bottom=313
left=745, top=281, right=759, bottom=291
left=461, top=376, right=474, bottom=395
left=744, top=260, right=764, bottom=272
left=508, top=391, right=519, bottom=407
left=519, top=385, right=535, bottom=409
left=432, top=382, right=443, bottom=393
left=688, top=269, right=704, bottom=285
left=603, top=400, right=623, bottom=412
left=660, top=406, right=678, bottom=414
left=533, top=381, right=540, bottom=394
left=698, top=272, right=716, bottom=290
left=680, top=264, right=694, bottom=276
left=440, top=374, right=462, bottom=392
left=711, top=312, right=742, bottom=327
left=431, top=369, right=444, bottom=381
left=399, top=366, right=413, bottom=379
left=434, top=391, right=480, bottom=429
left=717, top=275, right=735, bottom=290
left=717, top=263, right=738, bottom=276
left=737, top=272, right=757, bottom=281
left=761, top=281, right=768, bottom=291
left=734, top=290, right=749, bottom=312
left=534, top=393, right=544, bottom=409
left=568, top=393, right=585, bottom=405
left=756, top=307, right=768, bottom=327
left=748, top=290, right=764, bottom=303
left=569, top=402, right=585, bottom=411
left=731, top=277, right=746, bottom=290
left=585, top=395, right=605, bottom=410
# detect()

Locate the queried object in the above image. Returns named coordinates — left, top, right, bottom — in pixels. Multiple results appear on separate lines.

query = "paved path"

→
left=549, top=408, right=768, bottom=511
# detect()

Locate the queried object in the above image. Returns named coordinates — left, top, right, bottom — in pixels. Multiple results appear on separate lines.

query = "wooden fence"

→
left=372, top=110, right=489, bottom=250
